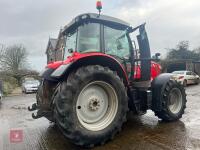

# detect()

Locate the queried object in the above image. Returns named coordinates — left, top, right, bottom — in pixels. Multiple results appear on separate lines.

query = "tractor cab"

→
left=61, top=13, right=155, bottom=83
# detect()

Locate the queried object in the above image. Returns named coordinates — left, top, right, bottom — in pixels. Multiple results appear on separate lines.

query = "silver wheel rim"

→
left=168, top=88, right=183, bottom=114
left=76, top=81, right=118, bottom=131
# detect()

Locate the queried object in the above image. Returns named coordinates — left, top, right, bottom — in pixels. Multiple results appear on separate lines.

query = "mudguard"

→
left=40, top=68, right=58, bottom=82
left=151, top=73, right=173, bottom=111
left=51, top=64, right=71, bottom=78
left=42, top=54, right=129, bottom=86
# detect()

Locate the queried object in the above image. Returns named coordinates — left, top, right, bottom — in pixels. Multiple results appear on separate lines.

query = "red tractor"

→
left=29, top=13, right=186, bottom=147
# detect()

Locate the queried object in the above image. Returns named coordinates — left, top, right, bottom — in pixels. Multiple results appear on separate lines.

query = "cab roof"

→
left=62, top=13, right=131, bottom=34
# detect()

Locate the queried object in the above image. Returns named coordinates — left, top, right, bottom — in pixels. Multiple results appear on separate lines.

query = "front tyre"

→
left=24, top=89, right=27, bottom=94
left=183, top=80, right=187, bottom=87
left=154, top=80, right=186, bottom=121
left=54, top=65, right=128, bottom=147
left=195, top=78, right=200, bottom=85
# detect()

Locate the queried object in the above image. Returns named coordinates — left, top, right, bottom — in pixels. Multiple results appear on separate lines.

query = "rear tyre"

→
left=183, top=80, right=187, bottom=87
left=54, top=65, right=128, bottom=147
left=195, top=79, right=200, bottom=85
left=154, top=80, right=186, bottom=121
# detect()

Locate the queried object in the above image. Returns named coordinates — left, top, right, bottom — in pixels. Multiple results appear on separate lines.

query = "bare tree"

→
left=0, top=44, right=28, bottom=73
left=166, top=41, right=200, bottom=61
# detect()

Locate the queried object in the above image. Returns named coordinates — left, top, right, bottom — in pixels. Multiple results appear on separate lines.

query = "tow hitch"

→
left=28, top=103, right=38, bottom=111
left=31, top=109, right=47, bottom=119
left=28, top=103, right=42, bottom=119
left=28, top=103, right=53, bottom=120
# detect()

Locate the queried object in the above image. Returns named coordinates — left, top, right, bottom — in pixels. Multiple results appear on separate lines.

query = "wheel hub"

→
left=89, top=98, right=101, bottom=111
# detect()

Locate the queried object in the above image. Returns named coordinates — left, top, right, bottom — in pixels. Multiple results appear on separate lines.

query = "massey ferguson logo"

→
left=10, top=130, right=23, bottom=143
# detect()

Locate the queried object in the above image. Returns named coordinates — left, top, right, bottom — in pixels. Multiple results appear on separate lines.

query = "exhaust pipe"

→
left=32, top=110, right=45, bottom=119
left=28, top=103, right=44, bottom=119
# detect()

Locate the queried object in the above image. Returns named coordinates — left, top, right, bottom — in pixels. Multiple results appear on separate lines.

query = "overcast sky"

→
left=1, top=0, right=200, bottom=71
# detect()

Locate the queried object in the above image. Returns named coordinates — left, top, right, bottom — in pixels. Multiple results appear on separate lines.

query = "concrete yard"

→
left=0, top=84, right=200, bottom=150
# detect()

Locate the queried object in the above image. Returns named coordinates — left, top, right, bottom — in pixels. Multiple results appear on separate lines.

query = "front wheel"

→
left=183, top=80, right=187, bottom=87
left=154, top=80, right=187, bottom=121
left=195, top=78, right=200, bottom=85
left=24, top=89, right=27, bottom=94
left=54, top=65, right=128, bottom=147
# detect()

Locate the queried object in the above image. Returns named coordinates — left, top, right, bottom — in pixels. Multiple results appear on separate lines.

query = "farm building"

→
left=163, top=60, right=200, bottom=75
left=46, top=29, right=65, bottom=64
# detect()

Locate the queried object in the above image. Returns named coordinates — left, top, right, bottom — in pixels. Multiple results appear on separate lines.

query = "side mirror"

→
left=155, top=53, right=161, bottom=58
left=68, top=48, right=74, bottom=53
left=117, top=44, right=123, bottom=50
left=116, top=39, right=123, bottom=50
left=152, top=53, right=161, bottom=61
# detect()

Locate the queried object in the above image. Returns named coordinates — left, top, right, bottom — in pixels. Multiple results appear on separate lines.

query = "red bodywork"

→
left=47, top=52, right=127, bottom=70
left=134, top=61, right=161, bottom=80
left=47, top=52, right=161, bottom=81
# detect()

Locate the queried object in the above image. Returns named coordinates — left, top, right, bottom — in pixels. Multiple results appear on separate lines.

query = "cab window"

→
left=186, top=72, right=191, bottom=75
left=77, top=23, right=100, bottom=53
left=64, top=31, right=77, bottom=59
left=104, top=26, right=130, bottom=58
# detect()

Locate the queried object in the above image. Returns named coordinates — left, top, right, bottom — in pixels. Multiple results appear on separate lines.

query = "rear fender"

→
left=40, top=68, right=58, bottom=82
left=151, top=73, right=173, bottom=111
left=51, top=55, right=129, bottom=86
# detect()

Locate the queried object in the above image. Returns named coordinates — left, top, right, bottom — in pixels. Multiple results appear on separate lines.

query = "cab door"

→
left=103, top=25, right=132, bottom=77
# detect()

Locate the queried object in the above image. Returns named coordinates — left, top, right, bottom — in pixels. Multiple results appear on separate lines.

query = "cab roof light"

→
left=96, top=0, right=102, bottom=16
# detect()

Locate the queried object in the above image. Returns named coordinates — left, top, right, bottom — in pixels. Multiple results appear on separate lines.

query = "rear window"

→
left=172, top=71, right=185, bottom=75
left=186, top=72, right=192, bottom=75
left=25, top=80, right=39, bottom=84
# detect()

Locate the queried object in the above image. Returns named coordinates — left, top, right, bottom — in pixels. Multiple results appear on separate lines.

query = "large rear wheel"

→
left=54, top=65, right=128, bottom=147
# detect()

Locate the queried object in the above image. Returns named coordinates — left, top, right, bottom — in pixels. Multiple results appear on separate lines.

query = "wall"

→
left=194, top=63, right=200, bottom=75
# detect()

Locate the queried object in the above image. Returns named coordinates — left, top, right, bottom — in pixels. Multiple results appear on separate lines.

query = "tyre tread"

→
left=54, top=65, right=128, bottom=147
